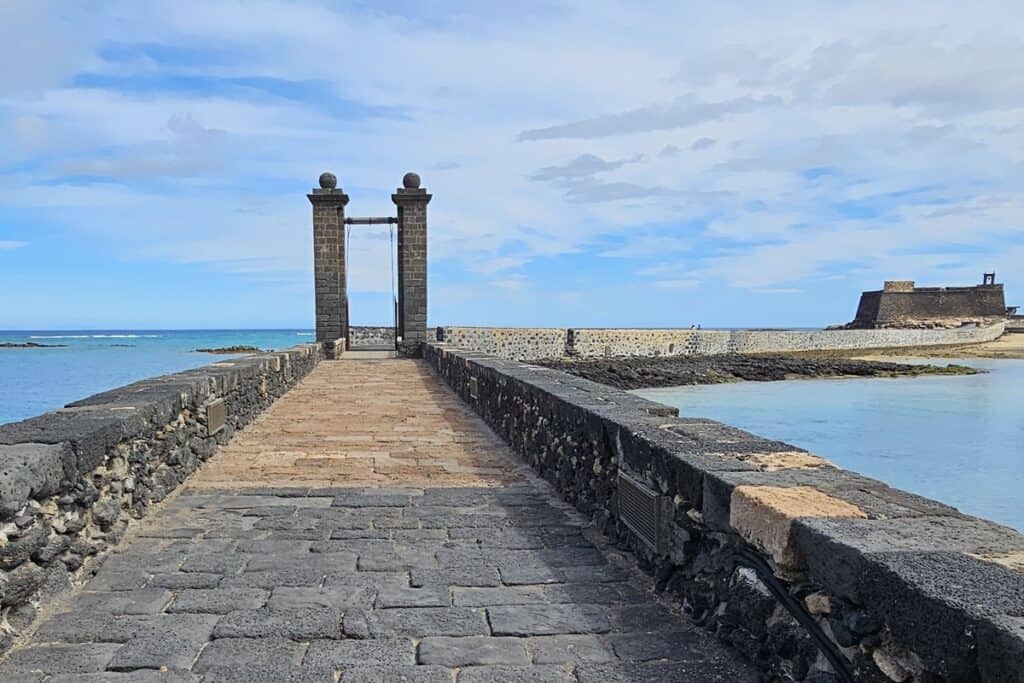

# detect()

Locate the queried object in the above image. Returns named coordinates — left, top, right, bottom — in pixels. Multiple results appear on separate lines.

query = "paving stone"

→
left=212, top=606, right=342, bottom=639
left=0, top=674, right=42, bottom=683
left=564, top=564, right=627, bottom=583
left=366, top=607, right=489, bottom=637
left=323, top=571, right=409, bottom=591
left=1, top=643, right=120, bottom=673
left=192, top=637, right=302, bottom=673
left=220, top=567, right=326, bottom=588
left=375, top=584, right=450, bottom=608
left=529, top=635, right=615, bottom=663
left=340, top=665, right=452, bottom=682
left=85, top=568, right=151, bottom=592
left=332, top=493, right=415, bottom=507
left=199, top=665, right=336, bottom=682
left=450, top=528, right=545, bottom=549
left=330, top=529, right=391, bottom=540
left=455, top=664, right=574, bottom=682
left=235, top=539, right=312, bottom=554
left=358, top=548, right=437, bottom=571
left=452, top=586, right=545, bottom=607
left=34, top=613, right=218, bottom=644
left=417, top=636, right=529, bottom=666
left=168, top=588, right=268, bottom=614
left=304, top=639, right=417, bottom=667
left=541, top=583, right=629, bottom=605
left=391, top=529, right=447, bottom=544
left=487, top=604, right=611, bottom=635
left=317, top=539, right=393, bottom=553
left=268, top=585, right=378, bottom=610
left=411, top=566, right=500, bottom=588
left=71, top=589, right=172, bottom=615
left=244, top=551, right=357, bottom=572
left=107, top=634, right=206, bottom=671
left=496, top=563, right=563, bottom=586
left=47, top=672, right=198, bottom=682
left=180, top=553, right=246, bottom=574
left=149, top=572, right=221, bottom=589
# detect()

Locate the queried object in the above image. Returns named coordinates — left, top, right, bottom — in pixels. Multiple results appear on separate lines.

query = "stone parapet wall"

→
left=437, top=323, right=1006, bottom=360
left=425, top=342, right=1024, bottom=682
left=0, top=344, right=323, bottom=652
left=348, top=325, right=396, bottom=347
left=437, top=326, right=567, bottom=361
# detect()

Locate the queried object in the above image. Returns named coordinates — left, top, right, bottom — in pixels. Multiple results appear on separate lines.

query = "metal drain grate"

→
left=206, top=399, right=226, bottom=436
left=618, top=471, right=663, bottom=553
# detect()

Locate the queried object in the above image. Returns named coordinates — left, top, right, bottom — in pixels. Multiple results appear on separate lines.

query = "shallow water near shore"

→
left=637, top=357, right=1024, bottom=532
left=0, top=330, right=313, bottom=426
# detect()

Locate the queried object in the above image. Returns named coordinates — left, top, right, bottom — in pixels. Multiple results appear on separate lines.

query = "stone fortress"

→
left=848, top=274, right=1013, bottom=330
left=0, top=172, right=1020, bottom=682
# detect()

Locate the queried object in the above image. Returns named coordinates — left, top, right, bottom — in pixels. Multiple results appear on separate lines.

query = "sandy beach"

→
left=850, top=332, right=1024, bottom=360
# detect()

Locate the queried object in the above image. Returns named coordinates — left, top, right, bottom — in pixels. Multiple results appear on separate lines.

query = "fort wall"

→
left=853, top=282, right=1007, bottom=327
left=0, top=344, right=325, bottom=648
left=436, top=323, right=1005, bottom=361
left=426, top=342, right=1024, bottom=682
left=348, top=325, right=396, bottom=348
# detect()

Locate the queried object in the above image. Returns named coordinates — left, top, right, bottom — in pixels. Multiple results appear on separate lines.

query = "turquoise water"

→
left=0, top=330, right=314, bottom=426
left=637, top=358, right=1024, bottom=532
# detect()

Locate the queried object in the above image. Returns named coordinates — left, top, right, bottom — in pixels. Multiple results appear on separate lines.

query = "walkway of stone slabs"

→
left=0, top=360, right=757, bottom=682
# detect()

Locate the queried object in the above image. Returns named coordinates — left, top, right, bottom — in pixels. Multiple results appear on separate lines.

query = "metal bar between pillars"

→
left=344, top=217, right=398, bottom=225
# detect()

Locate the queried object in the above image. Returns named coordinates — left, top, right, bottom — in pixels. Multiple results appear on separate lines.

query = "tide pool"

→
left=0, top=330, right=314, bottom=426
left=636, top=358, right=1024, bottom=532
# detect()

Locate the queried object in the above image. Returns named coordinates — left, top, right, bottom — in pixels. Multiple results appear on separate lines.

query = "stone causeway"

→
left=0, top=360, right=757, bottom=681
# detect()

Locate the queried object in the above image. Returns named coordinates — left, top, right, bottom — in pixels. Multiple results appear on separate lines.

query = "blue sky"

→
left=1, top=1, right=1022, bottom=330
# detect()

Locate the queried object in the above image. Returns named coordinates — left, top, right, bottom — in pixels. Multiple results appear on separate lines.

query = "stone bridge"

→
left=0, top=174, right=1020, bottom=682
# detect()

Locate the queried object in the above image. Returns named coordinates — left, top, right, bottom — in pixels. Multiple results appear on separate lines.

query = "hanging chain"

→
left=390, top=223, right=397, bottom=333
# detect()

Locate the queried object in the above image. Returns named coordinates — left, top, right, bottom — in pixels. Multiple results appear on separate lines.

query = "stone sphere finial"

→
left=318, top=172, right=337, bottom=190
left=402, top=172, right=421, bottom=189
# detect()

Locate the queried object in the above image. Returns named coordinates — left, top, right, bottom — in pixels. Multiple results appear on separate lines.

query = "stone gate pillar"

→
left=308, top=172, right=349, bottom=347
left=392, top=172, right=431, bottom=357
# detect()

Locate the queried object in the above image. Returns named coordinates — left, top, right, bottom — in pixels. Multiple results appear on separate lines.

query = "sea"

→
left=637, top=357, right=1024, bottom=533
left=0, top=330, right=314, bottom=426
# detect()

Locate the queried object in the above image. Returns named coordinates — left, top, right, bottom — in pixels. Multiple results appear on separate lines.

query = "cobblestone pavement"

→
left=0, top=361, right=757, bottom=682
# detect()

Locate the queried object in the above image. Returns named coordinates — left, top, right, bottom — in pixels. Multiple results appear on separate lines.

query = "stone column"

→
left=307, top=172, right=349, bottom=349
left=392, top=172, right=431, bottom=357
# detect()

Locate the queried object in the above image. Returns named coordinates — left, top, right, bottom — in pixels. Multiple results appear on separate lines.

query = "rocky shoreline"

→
left=538, top=353, right=978, bottom=390
left=0, top=341, right=66, bottom=348
left=194, top=345, right=263, bottom=354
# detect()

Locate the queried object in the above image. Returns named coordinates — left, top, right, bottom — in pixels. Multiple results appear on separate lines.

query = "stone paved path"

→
left=0, top=360, right=757, bottom=682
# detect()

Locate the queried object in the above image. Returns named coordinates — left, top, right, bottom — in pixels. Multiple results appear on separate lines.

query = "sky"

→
left=1, top=1, right=1022, bottom=330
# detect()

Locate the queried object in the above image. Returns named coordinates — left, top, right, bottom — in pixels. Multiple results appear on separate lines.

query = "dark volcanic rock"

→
left=537, top=354, right=977, bottom=390
left=0, top=342, right=66, bottom=348
left=194, top=346, right=263, bottom=354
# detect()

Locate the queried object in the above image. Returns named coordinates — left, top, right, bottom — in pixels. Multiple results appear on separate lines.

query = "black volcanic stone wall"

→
left=0, top=345, right=322, bottom=652
left=425, top=342, right=1024, bottom=683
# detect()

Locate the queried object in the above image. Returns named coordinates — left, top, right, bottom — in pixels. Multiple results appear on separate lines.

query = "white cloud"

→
left=0, top=0, right=1022, bottom=318
left=0, top=241, right=29, bottom=251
